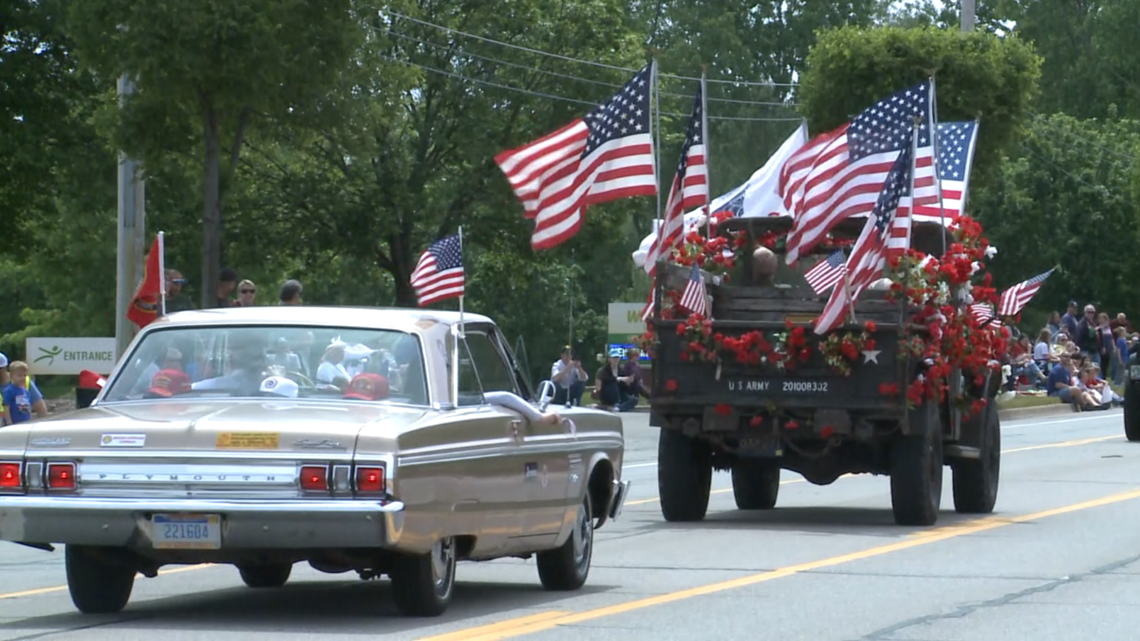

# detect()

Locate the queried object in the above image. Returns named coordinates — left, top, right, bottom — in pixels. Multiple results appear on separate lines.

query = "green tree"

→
left=65, top=0, right=367, bottom=307
left=970, top=113, right=1140, bottom=320
left=795, top=25, right=1041, bottom=190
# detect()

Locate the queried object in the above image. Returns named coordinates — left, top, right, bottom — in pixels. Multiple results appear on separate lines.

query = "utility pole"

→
left=114, top=74, right=146, bottom=362
left=961, top=0, right=976, bottom=32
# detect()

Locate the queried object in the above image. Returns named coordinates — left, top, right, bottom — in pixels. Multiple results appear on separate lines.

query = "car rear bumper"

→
left=0, top=497, right=406, bottom=549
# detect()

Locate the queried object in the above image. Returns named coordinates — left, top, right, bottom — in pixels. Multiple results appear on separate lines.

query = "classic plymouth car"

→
left=0, top=306, right=629, bottom=617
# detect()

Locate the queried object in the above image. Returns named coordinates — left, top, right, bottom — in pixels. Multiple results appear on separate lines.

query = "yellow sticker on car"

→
left=216, top=432, right=280, bottom=449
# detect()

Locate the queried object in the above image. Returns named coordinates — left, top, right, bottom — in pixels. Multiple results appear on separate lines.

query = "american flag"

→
left=913, top=121, right=979, bottom=223
left=997, top=268, right=1055, bottom=317
left=410, top=234, right=465, bottom=306
left=814, top=136, right=914, bottom=335
left=780, top=80, right=937, bottom=264
left=495, top=64, right=657, bottom=251
left=804, top=249, right=847, bottom=295
left=969, top=303, right=1001, bottom=328
left=643, top=81, right=709, bottom=274
left=679, top=262, right=708, bottom=316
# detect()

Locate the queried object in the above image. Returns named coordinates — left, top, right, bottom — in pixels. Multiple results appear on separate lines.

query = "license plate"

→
left=726, top=379, right=830, bottom=394
left=151, top=514, right=221, bottom=550
left=739, top=434, right=783, bottom=457
left=1131, top=365, right=1140, bottom=381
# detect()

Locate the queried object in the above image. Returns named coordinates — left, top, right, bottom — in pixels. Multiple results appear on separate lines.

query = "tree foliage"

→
left=971, top=113, right=1140, bottom=320
left=795, top=25, right=1041, bottom=189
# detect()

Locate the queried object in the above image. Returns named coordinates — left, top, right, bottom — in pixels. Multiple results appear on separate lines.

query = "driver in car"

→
left=191, top=342, right=268, bottom=394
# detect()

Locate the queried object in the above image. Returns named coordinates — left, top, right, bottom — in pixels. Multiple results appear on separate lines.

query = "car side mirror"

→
left=537, top=379, right=555, bottom=412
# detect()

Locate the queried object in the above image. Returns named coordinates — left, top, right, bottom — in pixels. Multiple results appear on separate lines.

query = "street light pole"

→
left=114, top=73, right=146, bottom=362
left=961, top=0, right=976, bottom=32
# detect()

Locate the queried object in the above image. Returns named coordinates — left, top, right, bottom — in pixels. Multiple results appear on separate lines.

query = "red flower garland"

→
left=819, top=321, right=877, bottom=376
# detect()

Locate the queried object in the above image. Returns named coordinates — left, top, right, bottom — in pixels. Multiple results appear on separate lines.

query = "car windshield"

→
left=101, top=324, right=429, bottom=406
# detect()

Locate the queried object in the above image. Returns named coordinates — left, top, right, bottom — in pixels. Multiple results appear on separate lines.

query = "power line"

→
left=380, top=54, right=801, bottom=121
left=379, top=26, right=797, bottom=108
left=384, top=10, right=799, bottom=89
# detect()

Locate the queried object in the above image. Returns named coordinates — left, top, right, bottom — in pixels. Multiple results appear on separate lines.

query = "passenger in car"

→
left=343, top=373, right=390, bottom=401
left=484, top=390, right=568, bottom=427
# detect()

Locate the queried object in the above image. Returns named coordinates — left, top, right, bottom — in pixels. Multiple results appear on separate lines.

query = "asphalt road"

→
left=0, top=409, right=1137, bottom=640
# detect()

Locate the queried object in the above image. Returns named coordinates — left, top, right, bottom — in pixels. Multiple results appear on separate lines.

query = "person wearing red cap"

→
left=343, top=373, right=390, bottom=401
left=145, top=369, right=193, bottom=398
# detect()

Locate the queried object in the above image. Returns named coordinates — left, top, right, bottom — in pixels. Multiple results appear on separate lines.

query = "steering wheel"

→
left=288, top=370, right=316, bottom=390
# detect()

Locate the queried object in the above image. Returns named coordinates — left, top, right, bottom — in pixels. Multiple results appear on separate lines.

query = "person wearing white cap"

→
left=258, top=376, right=299, bottom=398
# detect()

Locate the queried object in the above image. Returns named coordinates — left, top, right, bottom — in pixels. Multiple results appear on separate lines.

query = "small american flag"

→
left=913, top=121, right=979, bottom=223
left=804, top=250, right=847, bottom=295
left=997, top=268, right=1055, bottom=317
left=643, top=80, right=709, bottom=274
left=814, top=136, right=913, bottom=335
left=679, top=262, right=707, bottom=316
left=410, top=234, right=465, bottom=306
left=495, top=64, right=657, bottom=251
left=969, top=303, right=1000, bottom=328
left=780, top=80, right=937, bottom=264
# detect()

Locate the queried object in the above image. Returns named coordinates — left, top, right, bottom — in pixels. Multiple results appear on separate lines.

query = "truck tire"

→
left=731, top=458, right=780, bottom=510
left=889, top=402, right=943, bottom=526
left=951, top=399, right=1001, bottom=513
left=1125, top=381, right=1140, bottom=442
left=658, top=427, right=712, bottom=522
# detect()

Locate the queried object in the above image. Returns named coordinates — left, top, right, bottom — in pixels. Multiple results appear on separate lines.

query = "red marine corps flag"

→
left=495, top=63, right=658, bottom=250
left=126, top=232, right=165, bottom=329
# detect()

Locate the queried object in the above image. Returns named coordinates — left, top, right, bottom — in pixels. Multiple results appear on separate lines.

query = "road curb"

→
left=624, top=402, right=1087, bottom=422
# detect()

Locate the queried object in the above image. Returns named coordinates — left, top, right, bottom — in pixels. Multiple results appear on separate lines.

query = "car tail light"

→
left=47, top=463, right=76, bottom=490
left=0, top=462, right=21, bottom=489
left=299, top=465, right=328, bottom=491
left=355, top=466, right=385, bottom=494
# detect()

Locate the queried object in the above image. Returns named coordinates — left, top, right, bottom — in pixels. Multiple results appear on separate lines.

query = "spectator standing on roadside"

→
left=1061, top=301, right=1080, bottom=341
left=164, top=269, right=195, bottom=313
left=1075, top=304, right=1100, bottom=360
left=0, top=354, right=48, bottom=426
left=279, top=279, right=303, bottom=305
left=551, top=347, right=587, bottom=406
left=235, top=279, right=257, bottom=306
left=1, top=361, right=47, bottom=426
left=217, top=268, right=238, bottom=307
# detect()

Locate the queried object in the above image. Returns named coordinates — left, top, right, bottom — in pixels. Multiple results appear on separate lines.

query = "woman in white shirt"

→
left=316, top=343, right=351, bottom=387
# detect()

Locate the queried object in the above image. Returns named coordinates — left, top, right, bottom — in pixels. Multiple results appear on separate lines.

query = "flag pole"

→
left=700, top=68, right=711, bottom=240
left=652, top=57, right=661, bottom=227
left=909, top=119, right=919, bottom=252
left=453, top=226, right=465, bottom=407
left=929, top=77, right=947, bottom=255
left=158, top=231, right=166, bottom=316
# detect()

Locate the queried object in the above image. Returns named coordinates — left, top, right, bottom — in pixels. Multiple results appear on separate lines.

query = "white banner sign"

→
left=608, top=303, right=647, bottom=336
left=25, top=338, right=117, bottom=375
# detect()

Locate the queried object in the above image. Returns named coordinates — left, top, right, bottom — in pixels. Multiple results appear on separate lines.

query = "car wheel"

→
left=65, top=545, right=135, bottom=614
left=536, top=492, right=594, bottom=591
left=237, top=562, right=293, bottom=588
left=390, top=536, right=457, bottom=617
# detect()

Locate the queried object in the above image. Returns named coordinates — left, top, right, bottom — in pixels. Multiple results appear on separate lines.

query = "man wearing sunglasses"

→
left=164, top=269, right=196, bottom=313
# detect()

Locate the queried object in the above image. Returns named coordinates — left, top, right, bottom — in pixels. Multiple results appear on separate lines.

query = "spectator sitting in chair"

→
left=551, top=347, right=587, bottom=406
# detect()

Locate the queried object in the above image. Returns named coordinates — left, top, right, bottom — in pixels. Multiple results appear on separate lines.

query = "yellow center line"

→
left=624, top=434, right=1124, bottom=507
left=0, top=563, right=216, bottom=601
left=422, top=487, right=1140, bottom=641
left=421, top=611, right=573, bottom=641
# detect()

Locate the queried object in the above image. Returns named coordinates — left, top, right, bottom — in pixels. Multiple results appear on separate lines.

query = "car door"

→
left=463, top=327, right=570, bottom=544
left=447, top=335, right=530, bottom=553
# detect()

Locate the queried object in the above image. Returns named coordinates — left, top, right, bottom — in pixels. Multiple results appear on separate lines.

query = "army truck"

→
left=644, top=217, right=1002, bottom=526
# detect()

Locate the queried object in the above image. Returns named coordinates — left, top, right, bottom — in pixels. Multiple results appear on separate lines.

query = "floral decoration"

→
left=674, top=313, right=717, bottom=363
left=883, top=216, right=1005, bottom=416
left=819, top=321, right=877, bottom=376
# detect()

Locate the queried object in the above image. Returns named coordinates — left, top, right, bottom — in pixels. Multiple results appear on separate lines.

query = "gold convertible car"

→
left=0, top=306, right=629, bottom=617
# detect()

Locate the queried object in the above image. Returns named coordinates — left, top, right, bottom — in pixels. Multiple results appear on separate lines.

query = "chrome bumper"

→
left=608, top=480, right=631, bottom=521
left=0, top=497, right=405, bottom=549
